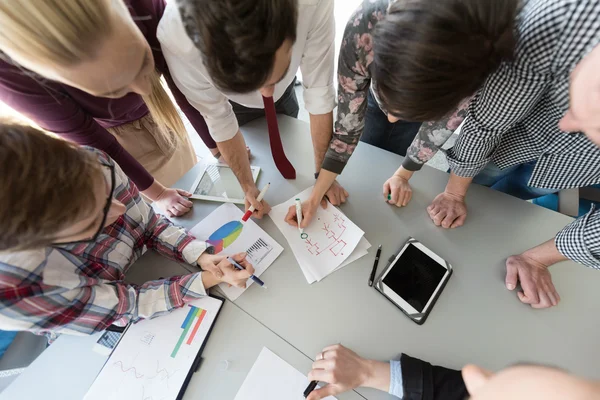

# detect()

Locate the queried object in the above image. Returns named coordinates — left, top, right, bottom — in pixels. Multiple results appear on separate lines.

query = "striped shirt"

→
left=0, top=149, right=209, bottom=337
left=446, top=0, right=600, bottom=268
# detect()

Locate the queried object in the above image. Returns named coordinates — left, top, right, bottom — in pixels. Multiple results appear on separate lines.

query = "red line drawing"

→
left=113, top=360, right=144, bottom=379
left=304, top=213, right=348, bottom=256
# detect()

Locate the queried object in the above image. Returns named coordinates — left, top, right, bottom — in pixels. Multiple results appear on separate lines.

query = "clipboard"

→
left=84, top=294, right=226, bottom=400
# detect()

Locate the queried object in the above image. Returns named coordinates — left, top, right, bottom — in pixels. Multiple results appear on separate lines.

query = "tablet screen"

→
left=382, top=244, right=447, bottom=312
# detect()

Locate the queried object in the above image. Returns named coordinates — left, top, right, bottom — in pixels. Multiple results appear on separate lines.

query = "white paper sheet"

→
left=84, top=296, right=223, bottom=400
left=190, top=203, right=284, bottom=300
left=234, top=347, right=337, bottom=400
left=270, top=187, right=365, bottom=283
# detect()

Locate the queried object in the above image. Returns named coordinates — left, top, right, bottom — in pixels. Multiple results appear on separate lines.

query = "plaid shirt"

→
left=0, top=149, right=208, bottom=336
left=446, top=0, right=600, bottom=268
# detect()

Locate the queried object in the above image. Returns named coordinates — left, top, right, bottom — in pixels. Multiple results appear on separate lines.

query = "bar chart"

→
left=171, top=305, right=207, bottom=358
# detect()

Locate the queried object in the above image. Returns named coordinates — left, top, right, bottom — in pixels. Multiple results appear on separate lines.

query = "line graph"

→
left=113, top=361, right=144, bottom=379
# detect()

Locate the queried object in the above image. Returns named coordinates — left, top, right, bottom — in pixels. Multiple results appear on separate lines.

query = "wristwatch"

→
left=205, top=245, right=216, bottom=255
left=314, top=172, right=320, bottom=180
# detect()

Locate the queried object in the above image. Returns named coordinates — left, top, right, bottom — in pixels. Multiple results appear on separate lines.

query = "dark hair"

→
left=176, top=0, right=298, bottom=93
left=373, top=0, right=519, bottom=121
left=0, top=122, right=100, bottom=251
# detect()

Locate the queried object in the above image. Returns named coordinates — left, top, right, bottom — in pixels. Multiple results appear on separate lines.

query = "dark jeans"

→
left=230, top=78, right=300, bottom=126
left=361, top=90, right=422, bottom=156
left=473, top=161, right=558, bottom=200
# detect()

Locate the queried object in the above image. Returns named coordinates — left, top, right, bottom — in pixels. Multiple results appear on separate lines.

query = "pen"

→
left=226, top=257, right=267, bottom=289
left=295, top=198, right=307, bottom=239
left=242, top=182, right=271, bottom=222
left=303, top=380, right=318, bottom=398
left=368, top=245, right=382, bottom=287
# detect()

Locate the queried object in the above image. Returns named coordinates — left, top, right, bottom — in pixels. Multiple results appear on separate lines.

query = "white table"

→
left=6, top=116, right=600, bottom=400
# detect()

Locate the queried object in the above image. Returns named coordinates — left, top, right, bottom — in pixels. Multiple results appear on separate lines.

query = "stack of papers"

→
left=270, top=187, right=370, bottom=283
left=234, top=347, right=337, bottom=400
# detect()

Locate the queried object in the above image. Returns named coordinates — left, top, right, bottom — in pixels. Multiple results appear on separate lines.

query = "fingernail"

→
left=506, top=284, right=515, bottom=290
left=217, top=272, right=223, bottom=278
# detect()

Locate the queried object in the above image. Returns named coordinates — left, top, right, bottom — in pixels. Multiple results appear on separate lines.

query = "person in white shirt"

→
left=158, top=0, right=346, bottom=220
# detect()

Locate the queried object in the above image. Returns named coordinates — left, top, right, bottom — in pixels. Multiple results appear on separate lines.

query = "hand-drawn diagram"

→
left=304, top=213, right=348, bottom=257
left=245, top=238, right=274, bottom=264
left=112, top=357, right=179, bottom=400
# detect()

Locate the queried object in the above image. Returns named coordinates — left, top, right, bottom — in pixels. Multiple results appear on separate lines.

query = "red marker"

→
left=242, top=183, right=271, bottom=222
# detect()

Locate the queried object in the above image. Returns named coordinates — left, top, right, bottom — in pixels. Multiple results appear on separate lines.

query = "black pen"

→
left=303, top=380, right=318, bottom=398
left=368, top=245, right=382, bottom=287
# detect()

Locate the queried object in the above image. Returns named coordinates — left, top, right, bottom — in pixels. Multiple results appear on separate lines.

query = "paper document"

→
left=191, top=203, right=283, bottom=300
left=270, top=187, right=366, bottom=283
left=84, top=296, right=223, bottom=400
left=234, top=347, right=337, bottom=400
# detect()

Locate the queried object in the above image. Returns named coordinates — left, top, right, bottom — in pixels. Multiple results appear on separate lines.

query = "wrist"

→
left=444, top=173, right=471, bottom=198
left=522, top=239, right=567, bottom=267
left=200, top=271, right=220, bottom=289
left=361, top=360, right=391, bottom=392
left=394, top=167, right=414, bottom=181
left=142, top=180, right=166, bottom=201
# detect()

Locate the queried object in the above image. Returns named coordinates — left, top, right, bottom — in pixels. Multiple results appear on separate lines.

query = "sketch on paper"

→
left=304, top=213, right=348, bottom=257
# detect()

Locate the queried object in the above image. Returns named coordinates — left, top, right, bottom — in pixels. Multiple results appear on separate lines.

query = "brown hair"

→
left=373, top=0, right=519, bottom=121
left=0, top=123, right=100, bottom=251
left=176, top=0, right=298, bottom=93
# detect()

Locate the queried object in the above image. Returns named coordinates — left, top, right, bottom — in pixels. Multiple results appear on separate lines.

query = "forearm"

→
left=523, top=239, right=568, bottom=266
left=217, top=131, right=256, bottom=192
left=555, top=208, right=600, bottom=268
left=310, top=169, right=338, bottom=203
left=394, top=166, right=415, bottom=181
left=310, top=112, right=334, bottom=172
left=141, top=179, right=166, bottom=201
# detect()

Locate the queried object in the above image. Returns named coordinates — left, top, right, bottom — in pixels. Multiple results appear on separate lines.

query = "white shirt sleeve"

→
left=300, top=0, right=336, bottom=115
left=157, top=4, right=240, bottom=142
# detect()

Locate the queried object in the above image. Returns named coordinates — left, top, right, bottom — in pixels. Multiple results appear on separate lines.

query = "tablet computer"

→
left=374, top=238, right=452, bottom=325
left=189, top=163, right=260, bottom=204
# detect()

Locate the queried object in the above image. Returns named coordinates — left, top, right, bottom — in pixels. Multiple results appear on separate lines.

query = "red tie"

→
left=263, top=95, right=296, bottom=179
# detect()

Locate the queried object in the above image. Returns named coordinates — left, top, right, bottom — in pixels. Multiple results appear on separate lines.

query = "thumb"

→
left=249, top=195, right=263, bottom=211
left=176, top=189, right=193, bottom=197
left=320, top=198, right=328, bottom=209
left=505, top=260, right=518, bottom=291
left=383, top=181, right=391, bottom=198
left=307, top=385, right=337, bottom=400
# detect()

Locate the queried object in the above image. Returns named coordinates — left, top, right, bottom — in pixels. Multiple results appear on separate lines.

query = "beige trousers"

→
left=107, top=114, right=196, bottom=188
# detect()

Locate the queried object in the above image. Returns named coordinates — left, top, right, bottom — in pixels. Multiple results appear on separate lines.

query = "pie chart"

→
left=205, top=221, right=243, bottom=253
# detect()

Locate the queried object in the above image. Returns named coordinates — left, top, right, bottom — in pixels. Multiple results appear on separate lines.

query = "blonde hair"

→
left=0, top=0, right=186, bottom=145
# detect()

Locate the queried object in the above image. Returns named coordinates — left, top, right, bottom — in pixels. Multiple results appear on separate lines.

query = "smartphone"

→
left=375, top=238, right=452, bottom=325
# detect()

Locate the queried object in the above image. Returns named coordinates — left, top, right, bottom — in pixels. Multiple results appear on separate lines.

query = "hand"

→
left=505, top=253, right=560, bottom=309
left=197, top=252, right=255, bottom=288
left=285, top=197, right=327, bottom=229
left=244, top=187, right=271, bottom=219
left=427, top=191, right=467, bottom=228
left=307, top=344, right=390, bottom=400
left=324, top=180, right=349, bottom=206
left=383, top=174, right=412, bottom=207
left=154, top=188, right=194, bottom=217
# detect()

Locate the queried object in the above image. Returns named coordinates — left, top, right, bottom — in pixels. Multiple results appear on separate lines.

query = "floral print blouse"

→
left=321, top=0, right=469, bottom=175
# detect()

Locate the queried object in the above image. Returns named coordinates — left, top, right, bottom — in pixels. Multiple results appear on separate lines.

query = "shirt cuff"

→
left=321, top=156, right=347, bottom=175
left=446, top=148, right=490, bottom=178
left=556, top=206, right=600, bottom=269
left=402, top=157, right=425, bottom=172
left=182, top=239, right=208, bottom=266
left=389, top=359, right=404, bottom=398
left=303, top=84, right=336, bottom=115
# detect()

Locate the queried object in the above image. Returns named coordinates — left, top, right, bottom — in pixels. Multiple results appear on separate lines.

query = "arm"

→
left=306, top=345, right=466, bottom=400
left=555, top=207, right=600, bottom=269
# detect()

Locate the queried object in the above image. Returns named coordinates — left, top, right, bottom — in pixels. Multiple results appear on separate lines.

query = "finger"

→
left=245, top=263, right=256, bottom=275
left=339, top=190, right=347, bottom=203
left=252, top=208, right=265, bottom=219
left=518, top=272, right=540, bottom=304
left=383, top=182, right=390, bottom=199
left=427, top=205, right=440, bottom=217
left=344, top=189, right=349, bottom=197
left=249, top=196, right=263, bottom=211
left=441, top=213, right=457, bottom=229
left=320, top=198, right=328, bottom=209
left=172, top=202, right=191, bottom=213
left=328, top=191, right=340, bottom=206
left=517, top=291, right=539, bottom=305
left=307, top=369, right=333, bottom=383
left=322, top=343, right=343, bottom=353
left=177, top=196, right=194, bottom=208
left=311, top=359, right=334, bottom=370
left=231, top=252, right=248, bottom=263
left=300, top=211, right=312, bottom=229
left=546, top=291, right=559, bottom=307
left=450, top=214, right=466, bottom=229
left=262, top=200, right=272, bottom=215
left=166, top=210, right=174, bottom=218
left=432, top=210, right=446, bottom=226
left=307, top=385, right=338, bottom=400
left=203, top=261, right=224, bottom=279
left=176, top=189, right=194, bottom=198
left=285, top=206, right=299, bottom=227
left=535, top=290, right=552, bottom=308
left=402, top=190, right=412, bottom=207
left=505, top=259, right=519, bottom=291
